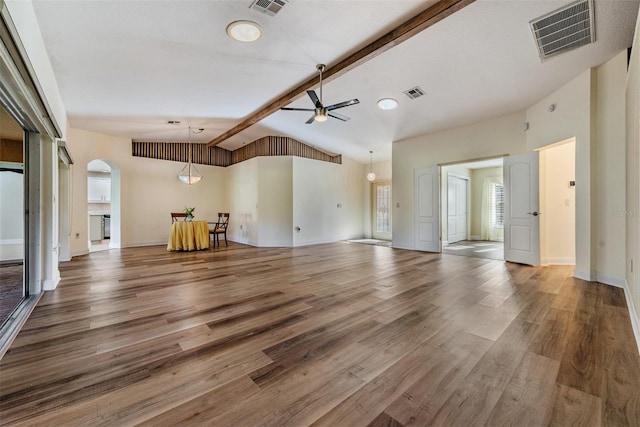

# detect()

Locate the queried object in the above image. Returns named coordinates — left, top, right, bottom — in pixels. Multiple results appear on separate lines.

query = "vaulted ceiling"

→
left=32, top=0, right=639, bottom=163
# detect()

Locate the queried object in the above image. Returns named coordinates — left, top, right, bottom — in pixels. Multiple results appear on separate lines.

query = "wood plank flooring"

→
left=1, top=242, right=639, bottom=426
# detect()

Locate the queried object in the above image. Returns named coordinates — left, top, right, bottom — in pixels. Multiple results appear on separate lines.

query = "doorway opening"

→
left=372, top=181, right=392, bottom=242
left=87, top=159, right=120, bottom=253
left=441, top=158, right=504, bottom=261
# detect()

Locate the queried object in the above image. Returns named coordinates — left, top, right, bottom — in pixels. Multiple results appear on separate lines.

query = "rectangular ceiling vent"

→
left=250, top=0, right=289, bottom=17
left=530, top=0, right=595, bottom=61
left=403, top=86, right=426, bottom=100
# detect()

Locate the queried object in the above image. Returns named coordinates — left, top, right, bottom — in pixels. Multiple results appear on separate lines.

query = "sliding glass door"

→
left=0, top=106, right=26, bottom=326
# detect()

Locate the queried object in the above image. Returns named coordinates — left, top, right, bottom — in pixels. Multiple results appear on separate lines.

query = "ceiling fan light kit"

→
left=281, top=64, right=360, bottom=124
left=226, top=20, right=263, bottom=42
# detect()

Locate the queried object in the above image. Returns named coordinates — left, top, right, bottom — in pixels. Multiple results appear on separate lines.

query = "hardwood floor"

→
left=1, top=242, right=639, bottom=426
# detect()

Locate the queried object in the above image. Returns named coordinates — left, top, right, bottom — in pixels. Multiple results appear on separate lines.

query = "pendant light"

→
left=178, top=127, right=202, bottom=185
left=367, top=150, right=376, bottom=182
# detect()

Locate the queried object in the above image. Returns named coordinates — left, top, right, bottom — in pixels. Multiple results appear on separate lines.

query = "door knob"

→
left=527, top=211, right=541, bottom=216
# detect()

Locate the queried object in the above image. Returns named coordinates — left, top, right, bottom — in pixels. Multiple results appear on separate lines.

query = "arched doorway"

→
left=87, top=159, right=121, bottom=252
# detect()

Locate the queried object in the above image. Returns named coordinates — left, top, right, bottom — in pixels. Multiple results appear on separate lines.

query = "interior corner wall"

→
left=293, top=156, right=365, bottom=246
left=392, top=112, right=527, bottom=250
left=525, top=69, right=593, bottom=279
left=256, top=156, right=293, bottom=247
left=66, top=127, right=227, bottom=255
left=595, top=51, right=628, bottom=282
left=626, top=8, right=640, bottom=350
left=226, top=157, right=258, bottom=246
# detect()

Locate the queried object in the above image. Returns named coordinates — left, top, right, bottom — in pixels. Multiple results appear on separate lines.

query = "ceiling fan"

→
left=280, top=64, right=360, bottom=124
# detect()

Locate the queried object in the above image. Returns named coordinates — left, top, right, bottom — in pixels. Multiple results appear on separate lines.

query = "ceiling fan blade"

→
left=307, top=90, right=322, bottom=108
left=281, top=107, right=314, bottom=112
left=326, top=99, right=359, bottom=111
left=328, top=111, right=350, bottom=122
left=305, top=115, right=316, bottom=124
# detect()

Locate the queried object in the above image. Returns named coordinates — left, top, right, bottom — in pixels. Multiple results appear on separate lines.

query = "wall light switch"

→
left=396, top=203, right=400, bottom=208
left=337, top=203, right=342, bottom=208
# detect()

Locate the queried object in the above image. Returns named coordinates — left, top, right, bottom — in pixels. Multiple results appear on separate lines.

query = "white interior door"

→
left=414, top=167, right=440, bottom=252
left=504, top=152, right=540, bottom=265
left=447, top=175, right=468, bottom=244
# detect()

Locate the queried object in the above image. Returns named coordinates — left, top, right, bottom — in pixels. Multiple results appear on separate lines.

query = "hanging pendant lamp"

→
left=367, top=150, right=376, bottom=182
left=178, top=127, right=202, bottom=185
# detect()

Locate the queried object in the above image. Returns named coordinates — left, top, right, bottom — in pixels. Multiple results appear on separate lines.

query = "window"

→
left=491, top=183, right=504, bottom=228
left=376, top=184, right=391, bottom=233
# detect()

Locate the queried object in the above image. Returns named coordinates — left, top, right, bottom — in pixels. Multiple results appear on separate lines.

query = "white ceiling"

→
left=32, top=0, right=639, bottom=164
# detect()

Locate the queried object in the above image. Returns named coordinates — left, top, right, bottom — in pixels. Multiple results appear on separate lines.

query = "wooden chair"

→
left=208, top=213, right=229, bottom=247
left=171, top=212, right=188, bottom=223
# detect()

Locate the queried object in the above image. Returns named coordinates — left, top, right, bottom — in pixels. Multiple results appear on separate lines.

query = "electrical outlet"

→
left=396, top=203, right=400, bottom=208
left=337, top=203, right=342, bottom=208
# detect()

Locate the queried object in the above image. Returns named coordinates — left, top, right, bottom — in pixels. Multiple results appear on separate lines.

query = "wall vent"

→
left=530, top=0, right=595, bottom=61
left=250, top=0, right=289, bottom=17
left=403, top=86, right=425, bottom=100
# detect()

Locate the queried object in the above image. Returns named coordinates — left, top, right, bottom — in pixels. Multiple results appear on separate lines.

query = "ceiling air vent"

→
left=250, top=0, right=289, bottom=17
left=403, top=86, right=426, bottom=100
left=530, top=0, right=595, bottom=61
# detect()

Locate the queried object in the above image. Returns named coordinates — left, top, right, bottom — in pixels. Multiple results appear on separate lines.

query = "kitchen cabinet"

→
left=88, top=177, right=111, bottom=202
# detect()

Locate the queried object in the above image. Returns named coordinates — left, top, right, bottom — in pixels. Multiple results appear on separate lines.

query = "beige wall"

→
left=66, top=127, right=226, bottom=255
left=539, top=139, right=576, bottom=265
left=595, top=51, right=628, bottom=280
left=525, top=69, right=594, bottom=278
left=257, top=156, right=293, bottom=247
left=626, top=11, right=640, bottom=346
left=293, top=156, right=365, bottom=246
left=392, top=112, right=526, bottom=250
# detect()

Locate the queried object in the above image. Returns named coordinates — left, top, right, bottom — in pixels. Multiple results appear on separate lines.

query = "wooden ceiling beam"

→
left=207, top=0, right=475, bottom=148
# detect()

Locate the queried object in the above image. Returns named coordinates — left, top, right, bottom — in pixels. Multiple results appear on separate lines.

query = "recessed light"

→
left=226, top=20, right=263, bottom=43
left=377, top=98, right=398, bottom=110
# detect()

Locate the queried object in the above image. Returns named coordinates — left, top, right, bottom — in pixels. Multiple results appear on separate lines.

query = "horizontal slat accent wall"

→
left=132, top=142, right=232, bottom=167
left=132, top=136, right=341, bottom=167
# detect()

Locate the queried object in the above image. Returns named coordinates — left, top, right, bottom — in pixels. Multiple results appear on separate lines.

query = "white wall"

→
left=525, top=69, right=594, bottom=279
left=293, top=156, right=365, bottom=246
left=626, top=10, right=640, bottom=349
left=0, top=170, right=23, bottom=241
left=595, top=51, right=628, bottom=281
left=392, top=112, right=526, bottom=250
left=66, top=127, right=226, bottom=255
left=227, top=157, right=258, bottom=246
left=257, top=156, right=293, bottom=247
left=539, top=139, right=576, bottom=265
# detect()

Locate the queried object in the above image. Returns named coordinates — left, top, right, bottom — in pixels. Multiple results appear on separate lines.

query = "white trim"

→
left=120, top=240, right=166, bottom=248
left=542, top=257, right=576, bottom=266
left=595, top=273, right=627, bottom=288
left=573, top=269, right=596, bottom=282
left=470, top=235, right=482, bottom=241
left=621, top=280, right=640, bottom=355
left=0, top=239, right=23, bottom=245
left=442, top=240, right=449, bottom=246
left=70, top=249, right=89, bottom=257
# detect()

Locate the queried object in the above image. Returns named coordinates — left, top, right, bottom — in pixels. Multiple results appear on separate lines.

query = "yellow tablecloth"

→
left=167, top=220, right=210, bottom=251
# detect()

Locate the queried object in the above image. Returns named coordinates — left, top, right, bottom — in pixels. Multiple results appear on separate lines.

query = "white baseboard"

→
left=621, top=280, right=640, bottom=355
left=572, top=270, right=639, bottom=354
left=70, top=248, right=89, bottom=257
left=442, top=240, right=449, bottom=247
left=542, top=257, right=576, bottom=266
left=470, top=235, right=482, bottom=241
left=121, top=240, right=166, bottom=248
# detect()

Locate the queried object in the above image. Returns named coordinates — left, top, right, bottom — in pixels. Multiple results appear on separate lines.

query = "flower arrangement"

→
left=184, top=206, right=195, bottom=221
